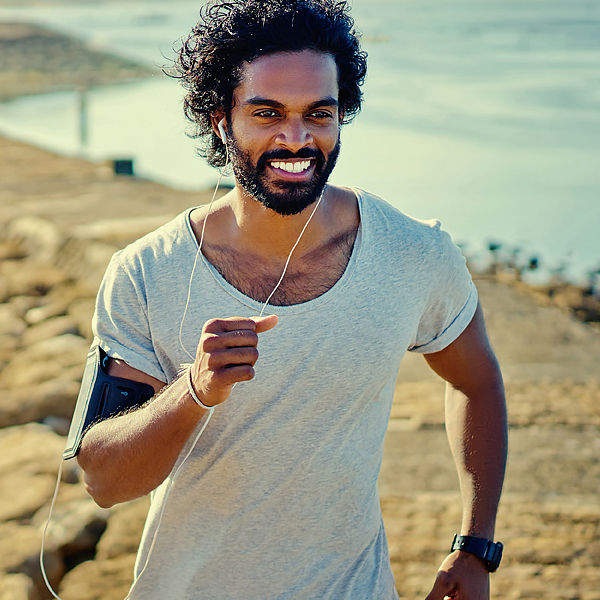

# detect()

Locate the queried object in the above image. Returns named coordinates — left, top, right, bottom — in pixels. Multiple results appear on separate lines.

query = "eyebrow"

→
left=243, top=96, right=339, bottom=110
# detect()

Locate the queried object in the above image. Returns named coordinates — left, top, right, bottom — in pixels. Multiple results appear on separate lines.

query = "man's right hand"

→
left=190, top=315, right=278, bottom=408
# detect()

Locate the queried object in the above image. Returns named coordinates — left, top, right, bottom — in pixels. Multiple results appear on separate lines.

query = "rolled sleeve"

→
left=408, top=226, right=478, bottom=354
left=92, top=253, right=168, bottom=383
left=410, top=282, right=478, bottom=354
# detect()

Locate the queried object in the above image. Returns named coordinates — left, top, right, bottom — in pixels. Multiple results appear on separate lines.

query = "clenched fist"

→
left=188, top=315, right=278, bottom=408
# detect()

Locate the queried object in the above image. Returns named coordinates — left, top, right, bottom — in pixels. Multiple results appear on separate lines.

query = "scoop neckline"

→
left=183, top=188, right=366, bottom=316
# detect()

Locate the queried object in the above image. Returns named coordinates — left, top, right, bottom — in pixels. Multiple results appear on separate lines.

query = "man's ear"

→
left=211, top=113, right=227, bottom=142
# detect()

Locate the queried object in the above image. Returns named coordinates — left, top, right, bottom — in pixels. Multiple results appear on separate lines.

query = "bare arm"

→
left=423, top=303, right=508, bottom=600
left=77, top=315, right=278, bottom=508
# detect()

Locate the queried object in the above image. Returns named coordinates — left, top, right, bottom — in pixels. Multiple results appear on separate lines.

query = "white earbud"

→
left=217, top=118, right=227, bottom=142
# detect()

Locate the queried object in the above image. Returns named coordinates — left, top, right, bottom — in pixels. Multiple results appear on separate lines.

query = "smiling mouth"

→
left=269, top=159, right=313, bottom=174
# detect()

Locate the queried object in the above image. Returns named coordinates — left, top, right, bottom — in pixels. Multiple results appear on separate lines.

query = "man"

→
left=76, top=1, right=507, bottom=598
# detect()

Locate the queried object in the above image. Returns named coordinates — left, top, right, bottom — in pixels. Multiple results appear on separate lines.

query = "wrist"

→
left=451, top=534, right=503, bottom=572
left=185, top=367, right=215, bottom=410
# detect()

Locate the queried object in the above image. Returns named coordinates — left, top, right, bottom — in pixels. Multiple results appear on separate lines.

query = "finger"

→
left=202, top=330, right=259, bottom=352
left=207, top=347, right=259, bottom=371
left=215, top=364, right=256, bottom=385
left=203, top=317, right=261, bottom=334
left=252, top=314, right=278, bottom=333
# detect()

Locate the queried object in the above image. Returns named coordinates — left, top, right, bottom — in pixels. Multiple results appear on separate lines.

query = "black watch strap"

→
left=451, top=534, right=503, bottom=572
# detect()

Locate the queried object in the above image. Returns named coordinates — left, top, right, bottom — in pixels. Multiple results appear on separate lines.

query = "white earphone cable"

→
left=258, top=190, right=324, bottom=317
left=179, top=145, right=230, bottom=361
left=40, top=459, right=65, bottom=600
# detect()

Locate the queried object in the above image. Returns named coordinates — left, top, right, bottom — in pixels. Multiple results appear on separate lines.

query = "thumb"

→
left=253, top=314, right=279, bottom=333
left=425, top=571, right=455, bottom=600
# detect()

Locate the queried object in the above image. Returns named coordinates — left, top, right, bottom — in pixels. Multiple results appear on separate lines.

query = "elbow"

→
left=83, top=475, right=117, bottom=509
left=77, top=449, right=153, bottom=508
left=78, top=459, right=121, bottom=508
left=80, top=467, right=146, bottom=508
left=77, top=446, right=129, bottom=508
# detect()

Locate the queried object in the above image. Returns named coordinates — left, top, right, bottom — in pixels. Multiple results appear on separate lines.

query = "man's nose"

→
left=275, top=117, right=313, bottom=153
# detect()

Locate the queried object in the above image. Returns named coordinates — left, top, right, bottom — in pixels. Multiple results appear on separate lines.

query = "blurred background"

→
left=0, top=0, right=598, bottom=283
left=0, top=2, right=599, bottom=600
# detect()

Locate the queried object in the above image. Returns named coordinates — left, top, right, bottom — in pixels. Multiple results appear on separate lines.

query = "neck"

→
left=225, top=184, right=330, bottom=259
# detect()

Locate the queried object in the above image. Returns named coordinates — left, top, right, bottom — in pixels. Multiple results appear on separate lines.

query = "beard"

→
left=227, top=134, right=341, bottom=216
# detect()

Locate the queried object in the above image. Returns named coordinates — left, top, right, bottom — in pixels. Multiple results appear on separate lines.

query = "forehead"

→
left=234, top=50, right=339, bottom=106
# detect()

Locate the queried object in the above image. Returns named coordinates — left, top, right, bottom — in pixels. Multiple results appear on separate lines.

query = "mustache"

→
left=256, top=148, right=325, bottom=172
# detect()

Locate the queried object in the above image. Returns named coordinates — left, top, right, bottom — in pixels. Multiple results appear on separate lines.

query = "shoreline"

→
left=0, top=22, right=152, bottom=103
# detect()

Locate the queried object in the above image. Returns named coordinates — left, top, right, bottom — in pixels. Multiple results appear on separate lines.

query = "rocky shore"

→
left=0, top=22, right=152, bottom=103
left=0, top=20, right=598, bottom=600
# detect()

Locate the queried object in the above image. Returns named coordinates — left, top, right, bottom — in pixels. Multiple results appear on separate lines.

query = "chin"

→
left=258, top=182, right=326, bottom=216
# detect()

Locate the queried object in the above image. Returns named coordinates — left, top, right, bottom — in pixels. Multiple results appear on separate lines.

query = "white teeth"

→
left=271, top=160, right=311, bottom=173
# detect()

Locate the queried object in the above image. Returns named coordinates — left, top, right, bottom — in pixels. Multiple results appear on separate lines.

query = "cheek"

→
left=321, top=127, right=341, bottom=152
left=234, top=132, right=272, bottom=161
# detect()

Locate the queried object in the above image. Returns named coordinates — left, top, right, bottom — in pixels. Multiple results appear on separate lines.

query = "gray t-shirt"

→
left=93, top=189, right=477, bottom=600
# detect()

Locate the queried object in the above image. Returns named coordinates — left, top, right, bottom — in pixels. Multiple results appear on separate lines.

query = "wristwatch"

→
left=451, top=534, right=503, bottom=572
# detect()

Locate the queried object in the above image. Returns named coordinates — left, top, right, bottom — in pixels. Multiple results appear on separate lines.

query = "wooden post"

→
left=78, top=86, right=89, bottom=151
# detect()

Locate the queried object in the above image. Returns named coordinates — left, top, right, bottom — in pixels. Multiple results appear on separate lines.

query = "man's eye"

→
left=309, top=111, right=333, bottom=119
left=255, top=110, right=279, bottom=118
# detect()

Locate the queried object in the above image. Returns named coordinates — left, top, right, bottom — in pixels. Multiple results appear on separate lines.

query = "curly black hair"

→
left=174, top=0, right=368, bottom=168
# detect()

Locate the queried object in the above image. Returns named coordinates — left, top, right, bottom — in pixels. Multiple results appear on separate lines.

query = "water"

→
left=0, top=0, right=599, bottom=283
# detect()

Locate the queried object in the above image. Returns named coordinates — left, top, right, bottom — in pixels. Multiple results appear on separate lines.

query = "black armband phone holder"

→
left=63, top=345, right=156, bottom=460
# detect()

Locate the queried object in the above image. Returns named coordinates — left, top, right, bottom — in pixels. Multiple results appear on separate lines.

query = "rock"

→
left=42, top=416, right=72, bottom=438
left=0, top=572, right=41, bottom=600
left=57, top=554, right=136, bottom=600
left=0, top=240, right=26, bottom=261
left=6, top=216, right=62, bottom=263
left=59, top=458, right=80, bottom=486
left=24, top=281, right=96, bottom=327
left=32, top=499, right=109, bottom=563
left=0, top=379, right=81, bottom=428
left=8, top=296, right=40, bottom=319
left=24, top=305, right=65, bottom=327
left=0, top=302, right=23, bottom=369
left=0, top=279, right=9, bottom=305
left=96, top=497, right=150, bottom=561
left=0, top=469, right=58, bottom=522
left=0, top=423, right=66, bottom=478
left=0, top=521, right=64, bottom=600
left=0, top=334, right=88, bottom=389
left=53, top=477, right=89, bottom=506
left=57, top=239, right=119, bottom=291
left=0, top=303, right=27, bottom=337
left=0, top=424, right=66, bottom=521
left=0, top=260, right=68, bottom=300
left=391, top=380, right=445, bottom=426
left=22, top=316, right=79, bottom=347
left=66, top=298, right=95, bottom=341
left=0, top=337, right=19, bottom=373
left=71, top=215, right=175, bottom=246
